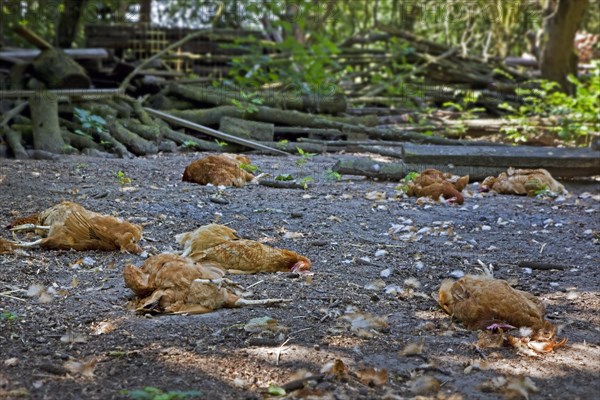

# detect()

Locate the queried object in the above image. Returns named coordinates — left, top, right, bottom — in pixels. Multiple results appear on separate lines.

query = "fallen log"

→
left=108, top=121, right=158, bottom=156
left=145, top=108, right=289, bottom=156
left=333, top=158, right=536, bottom=182
left=157, top=121, right=232, bottom=152
left=3, top=128, right=29, bottom=159
left=219, top=116, right=274, bottom=142
left=402, top=143, right=600, bottom=177
left=168, top=83, right=348, bottom=114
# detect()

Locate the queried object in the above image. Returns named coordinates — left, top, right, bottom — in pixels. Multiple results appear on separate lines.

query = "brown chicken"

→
left=182, top=154, right=254, bottom=187
left=10, top=201, right=143, bottom=254
left=177, top=223, right=311, bottom=274
left=438, top=275, right=547, bottom=330
left=123, top=253, right=289, bottom=314
left=480, top=168, right=566, bottom=196
left=175, top=223, right=239, bottom=257
left=407, top=169, right=469, bottom=204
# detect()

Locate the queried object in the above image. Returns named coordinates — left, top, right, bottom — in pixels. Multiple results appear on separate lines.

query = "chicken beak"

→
left=290, top=261, right=310, bottom=274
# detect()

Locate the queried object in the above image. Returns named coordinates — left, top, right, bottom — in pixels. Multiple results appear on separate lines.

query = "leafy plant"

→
left=73, top=107, right=106, bottom=137
left=239, top=163, right=260, bottom=173
left=276, top=139, right=289, bottom=149
left=325, top=169, right=341, bottom=181
left=0, top=311, right=19, bottom=322
left=299, top=176, right=314, bottom=189
left=181, top=140, right=199, bottom=150
left=275, top=174, right=294, bottom=181
left=231, top=91, right=263, bottom=115
left=214, top=139, right=228, bottom=148
left=116, top=170, right=132, bottom=186
left=122, top=387, right=202, bottom=400
left=296, top=147, right=316, bottom=166
left=395, top=171, right=420, bottom=193
left=500, top=63, right=600, bottom=145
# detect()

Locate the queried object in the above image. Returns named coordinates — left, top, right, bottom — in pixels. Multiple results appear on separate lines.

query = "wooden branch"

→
left=3, top=128, right=29, bottom=159
left=0, top=101, right=27, bottom=128
left=517, top=261, right=568, bottom=271
left=13, top=24, right=53, bottom=50
left=120, top=30, right=210, bottom=91
left=144, top=108, right=290, bottom=156
left=259, top=179, right=312, bottom=189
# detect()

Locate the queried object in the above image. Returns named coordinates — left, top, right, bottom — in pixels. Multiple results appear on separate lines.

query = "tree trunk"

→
left=57, top=0, right=89, bottom=48
left=29, top=94, right=66, bottom=153
left=139, top=0, right=152, bottom=24
left=539, top=0, right=589, bottom=94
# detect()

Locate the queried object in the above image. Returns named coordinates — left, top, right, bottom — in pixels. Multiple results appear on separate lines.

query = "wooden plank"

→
left=144, top=108, right=290, bottom=156
left=402, top=143, right=600, bottom=175
left=0, top=48, right=110, bottom=60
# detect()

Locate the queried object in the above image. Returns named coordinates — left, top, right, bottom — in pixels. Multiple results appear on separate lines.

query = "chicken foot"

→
left=10, top=224, right=51, bottom=233
left=11, top=239, right=43, bottom=248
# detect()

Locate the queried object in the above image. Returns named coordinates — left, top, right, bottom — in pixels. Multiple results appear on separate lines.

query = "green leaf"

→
left=267, top=385, right=286, bottom=396
left=275, top=174, right=293, bottom=181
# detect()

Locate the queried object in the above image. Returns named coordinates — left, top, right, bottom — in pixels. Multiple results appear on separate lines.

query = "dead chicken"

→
left=175, top=223, right=239, bottom=257
left=480, top=168, right=566, bottom=196
left=177, top=223, right=311, bottom=274
left=9, top=201, right=143, bottom=254
left=0, top=238, right=16, bottom=254
left=407, top=169, right=469, bottom=204
left=182, top=154, right=254, bottom=187
left=123, top=253, right=289, bottom=314
left=438, top=275, right=567, bottom=354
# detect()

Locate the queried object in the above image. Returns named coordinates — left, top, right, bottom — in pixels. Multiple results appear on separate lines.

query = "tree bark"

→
left=29, top=94, right=66, bottom=153
left=539, top=0, right=589, bottom=94
left=57, top=0, right=89, bottom=48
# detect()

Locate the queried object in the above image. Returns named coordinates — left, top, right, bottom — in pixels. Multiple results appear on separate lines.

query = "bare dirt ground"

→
left=0, top=152, right=599, bottom=400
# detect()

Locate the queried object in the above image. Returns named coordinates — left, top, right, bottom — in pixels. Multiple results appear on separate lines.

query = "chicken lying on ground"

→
left=406, top=169, right=469, bottom=204
left=9, top=201, right=143, bottom=254
left=480, top=168, right=566, bottom=196
left=438, top=275, right=567, bottom=354
left=176, top=223, right=311, bottom=274
left=182, top=154, right=255, bottom=187
left=123, top=253, right=289, bottom=314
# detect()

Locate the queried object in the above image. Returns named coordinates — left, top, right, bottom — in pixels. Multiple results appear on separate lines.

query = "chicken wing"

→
left=175, top=223, right=239, bottom=257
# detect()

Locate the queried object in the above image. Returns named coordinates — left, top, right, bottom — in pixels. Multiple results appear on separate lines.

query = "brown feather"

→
left=182, top=154, right=254, bottom=187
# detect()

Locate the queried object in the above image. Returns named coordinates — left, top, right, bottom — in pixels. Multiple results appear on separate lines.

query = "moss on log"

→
left=108, top=121, right=158, bottom=156
left=31, top=48, right=91, bottom=89
left=29, top=94, right=66, bottom=153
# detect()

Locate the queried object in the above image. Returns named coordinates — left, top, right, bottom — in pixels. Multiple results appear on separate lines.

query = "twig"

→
left=258, top=179, right=310, bottom=189
left=517, top=261, right=569, bottom=271
left=245, top=280, right=264, bottom=290
left=0, top=292, right=26, bottom=302
left=275, top=337, right=292, bottom=366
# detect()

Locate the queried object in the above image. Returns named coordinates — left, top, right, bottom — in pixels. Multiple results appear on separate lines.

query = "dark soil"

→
left=1, top=153, right=599, bottom=400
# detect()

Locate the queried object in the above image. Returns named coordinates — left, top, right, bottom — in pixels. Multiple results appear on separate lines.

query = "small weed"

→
left=296, top=147, right=316, bottom=166
left=299, top=176, right=314, bottom=189
left=214, top=139, right=228, bottom=148
left=0, top=311, right=19, bottom=322
left=116, top=170, right=132, bottom=186
left=325, top=169, right=341, bottom=181
left=395, top=171, right=420, bottom=193
left=239, top=163, right=260, bottom=173
left=122, top=386, right=202, bottom=400
left=276, top=139, right=289, bottom=149
left=181, top=140, right=199, bottom=150
left=275, top=174, right=294, bottom=181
